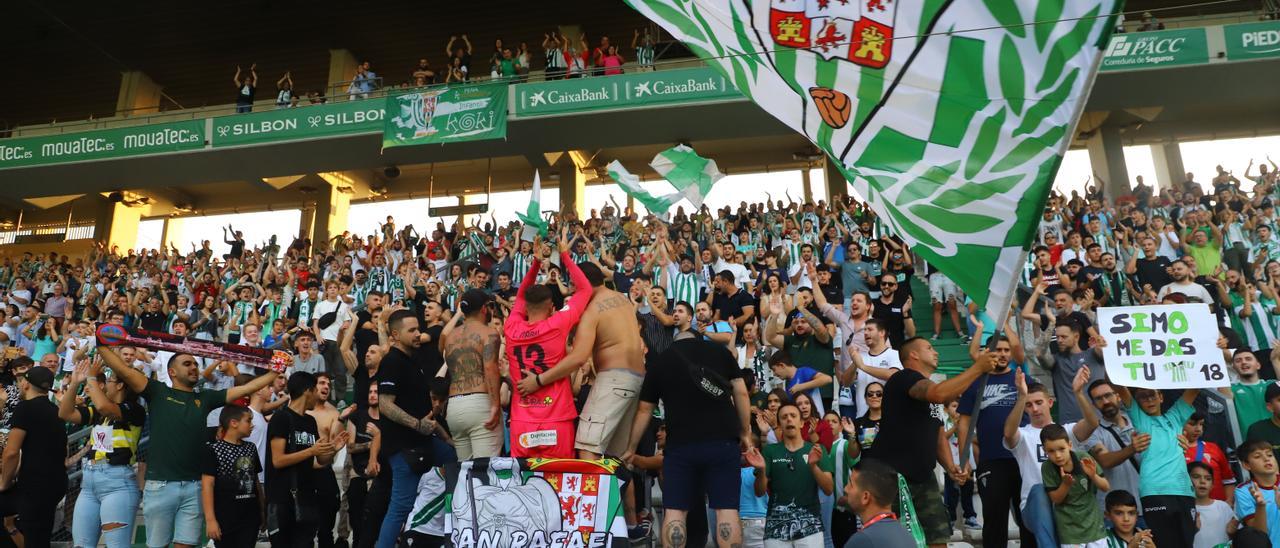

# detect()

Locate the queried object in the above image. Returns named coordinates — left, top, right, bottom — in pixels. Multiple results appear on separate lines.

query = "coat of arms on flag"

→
left=768, top=0, right=896, bottom=68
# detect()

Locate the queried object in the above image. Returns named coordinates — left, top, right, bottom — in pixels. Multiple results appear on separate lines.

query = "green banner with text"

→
left=0, top=120, right=205, bottom=170
left=1101, top=27, right=1209, bottom=71
left=382, top=84, right=508, bottom=148
left=1224, top=21, right=1280, bottom=61
left=212, top=100, right=386, bottom=147
left=513, top=67, right=741, bottom=117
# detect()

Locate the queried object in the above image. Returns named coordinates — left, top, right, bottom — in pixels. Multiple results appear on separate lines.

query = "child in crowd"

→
left=201, top=405, right=264, bottom=548
left=1183, top=411, right=1236, bottom=506
left=1102, top=490, right=1154, bottom=548
left=1236, top=439, right=1280, bottom=547
left=1112, top=384, right=1200, bottom=547
left=1189, top=461, right=1234, bottom=548
left=1042, top=424, right=1109, bottom=547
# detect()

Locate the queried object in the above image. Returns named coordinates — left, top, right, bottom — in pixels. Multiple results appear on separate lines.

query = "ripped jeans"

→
left=73, top=462, right=141, bottom=548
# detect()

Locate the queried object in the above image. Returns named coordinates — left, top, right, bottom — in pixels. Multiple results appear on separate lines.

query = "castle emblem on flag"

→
left=768, top=0, right=896, bottom=68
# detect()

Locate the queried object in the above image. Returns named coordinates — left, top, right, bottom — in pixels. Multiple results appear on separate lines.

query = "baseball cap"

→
left=23, top=367, right=54, bottom=392
left=1266, top=382, right=1280, bottom=404
left=460, top=289, right=491, bottom=315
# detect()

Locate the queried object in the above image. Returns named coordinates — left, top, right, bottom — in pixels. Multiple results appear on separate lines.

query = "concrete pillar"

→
left=116, top=71, right=163, bottom=118
left=94, top=200, right=142, bottom=252
left=459, top=194, right=477, bottom=227
left=1150, top=142, right=1185, bottom=193
left=314, top=186, right=350, bottom=249
left=328, top=49, right=360, bottom=100
left=824, top=160, right=848, bottom=201
left=801, top=168, right=814, bottom=203
left=159, top=218, right=171, bottom=249
left=298, top=206, right=317, bottom=244
left=1087, top=126, right=1131, bottom=199
left=161, top=217, right=187, bottom=251
left=558, top=162, right=586, bottom=219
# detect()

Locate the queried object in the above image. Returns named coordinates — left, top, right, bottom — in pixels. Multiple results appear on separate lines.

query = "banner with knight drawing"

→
left=434, top=457, right=630, bottom=548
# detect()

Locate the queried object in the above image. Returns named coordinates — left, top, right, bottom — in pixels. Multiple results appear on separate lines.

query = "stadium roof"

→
left=1, top=0, right=1260, bottom=129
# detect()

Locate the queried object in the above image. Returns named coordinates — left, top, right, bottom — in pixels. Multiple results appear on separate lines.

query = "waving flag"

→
left=516, top=171, right=549, bottom=240
left=627, top=0, right=1120, bottom=316
left=648, top=145, right=725, bottom=210
left=607, top=161, right=683, bottom=215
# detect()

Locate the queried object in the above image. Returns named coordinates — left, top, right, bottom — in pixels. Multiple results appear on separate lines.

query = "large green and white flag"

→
left=607, top=160, right=683, bottom=214
left=627, top=0, right=1120, bottom=316
left=383, top=84, right=507, bottom=149
left=649, top=145, right=725, bottom=210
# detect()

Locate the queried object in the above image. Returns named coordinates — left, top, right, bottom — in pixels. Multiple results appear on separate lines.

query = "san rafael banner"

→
left=1224, top=20, right=1280, bottom=62
left=0, top=120, right=204, bottom=169
left=435, top=457, right=629, bottom=548
left=211, top=100, right=385, bottom=147
left=1101, top=27, right=1210, bottom=71
left=513, top=67, right=741, bottom=117
left=383, top=84, right=507, bottom=149
left=1097, top=304, right=1225, bottom=389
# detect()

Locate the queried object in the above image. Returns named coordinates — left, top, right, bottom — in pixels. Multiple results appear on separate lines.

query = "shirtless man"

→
left=439, top=289, right=502, bottom=460
left=518, top=262, right=645, bottom=460
left=308, top=373, right=347, bottom=548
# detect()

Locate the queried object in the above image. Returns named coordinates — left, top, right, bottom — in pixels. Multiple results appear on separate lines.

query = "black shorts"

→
left=661, top=440, right=741, bottom=511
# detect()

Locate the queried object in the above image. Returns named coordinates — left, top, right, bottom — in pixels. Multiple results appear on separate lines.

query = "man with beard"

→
left=764, top=297, right=834, bottom=401
left=374, top=309, right=435, bottom=548
left=1039, top=320, right=1105, bottom=424
left=956, top=331, right=1033, bottom=547
left=100, top=346, right=278, bottom=548
left=1156, top=259, right=1213, bottom=303
left=841, top=320, right=900, bottom=421
left=1091, top=253, right=1138, bottom=307
left=694, top=301, right=734, bottom=349
left=1083, top=380, right=1146, bottom=515
left=866, top=338, right=995, bottom=547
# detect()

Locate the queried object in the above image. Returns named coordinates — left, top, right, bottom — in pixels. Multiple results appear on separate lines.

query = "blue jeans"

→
left=375, top=452, right=424, bottom=548
left=1022, top=484, right=1057, bottom=548
left=74, top=463, right=141, bottom=548
left=142, top=479, right=203, bottom=547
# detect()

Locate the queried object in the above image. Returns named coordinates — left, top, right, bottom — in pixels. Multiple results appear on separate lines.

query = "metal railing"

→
left=0, top=221, right=95, bottom=245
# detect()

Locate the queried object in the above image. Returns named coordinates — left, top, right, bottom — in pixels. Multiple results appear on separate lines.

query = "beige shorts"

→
left=574, top=368, right=644, bottom=457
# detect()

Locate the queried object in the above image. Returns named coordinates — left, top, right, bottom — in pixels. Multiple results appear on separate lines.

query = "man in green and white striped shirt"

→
left=511, top=241, right=536, bottom=287
left=664, top=254, right=703, bottom=308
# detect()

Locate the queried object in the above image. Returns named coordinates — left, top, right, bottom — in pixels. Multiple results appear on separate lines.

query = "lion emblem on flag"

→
left=767, top=0, right=896, bottom=69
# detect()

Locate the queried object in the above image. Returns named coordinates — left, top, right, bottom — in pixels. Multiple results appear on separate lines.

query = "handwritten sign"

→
left=1097, top=304, right=1225, bottom=388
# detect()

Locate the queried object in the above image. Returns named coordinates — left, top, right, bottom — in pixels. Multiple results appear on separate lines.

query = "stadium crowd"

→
left=230, top=29, right=659, bottom=113
left=0, top=159, right=1277, bottom=548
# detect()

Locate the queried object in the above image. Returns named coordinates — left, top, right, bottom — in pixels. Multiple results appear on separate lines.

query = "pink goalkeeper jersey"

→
left=503, top=252, right=594, bottom=423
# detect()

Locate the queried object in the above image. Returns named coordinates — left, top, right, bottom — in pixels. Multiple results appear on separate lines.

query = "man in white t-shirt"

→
left=1156, top=260, right=1213, bottom=303
left=1002, top=367, right=1099, bottom=548
left=61, top=319, right=95, bottom=372
left=314, top=279, right=352, bottom=401
left=840, top=319, right=901, bottom=418
left=6, top=277, right=32, bottom=309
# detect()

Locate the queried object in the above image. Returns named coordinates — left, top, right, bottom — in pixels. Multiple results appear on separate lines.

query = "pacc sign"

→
left=1100, top=28, right=1209, bottom=71
left=1098, top=304, right=1224, bottom=388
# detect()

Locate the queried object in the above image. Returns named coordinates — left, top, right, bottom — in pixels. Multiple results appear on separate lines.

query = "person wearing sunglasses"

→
left=870, top=273, right=914, bottom=348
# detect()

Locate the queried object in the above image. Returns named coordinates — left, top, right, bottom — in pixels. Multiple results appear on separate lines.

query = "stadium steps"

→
left=904, top=276, right=972, bottom=377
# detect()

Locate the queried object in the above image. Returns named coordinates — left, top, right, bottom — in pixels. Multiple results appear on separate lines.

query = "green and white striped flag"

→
left=515, top=170, right=548, bottom=241
left=607, top=160, right=684, bottom=215
left=649, top=145, right=725, bottom=210
left=627, top=0, right=1120, bottom=316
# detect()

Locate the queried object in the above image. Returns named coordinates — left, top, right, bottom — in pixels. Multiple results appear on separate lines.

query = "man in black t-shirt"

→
left=375, top=310, right=440, bottom=547
left=266, top=372, right=341, bottom=547
left=870, top=273, right=913, bottom=347
left=0, top=366, right=67, bottom=548
left=867, top=337, right=994, bottom=547
left=621, top=330, right=752, bottom=548
left=353, top=291, right=386, bottom=372
left=138, top=295, right=167, bottom=331
left=414, top=301, right=446, bottom=378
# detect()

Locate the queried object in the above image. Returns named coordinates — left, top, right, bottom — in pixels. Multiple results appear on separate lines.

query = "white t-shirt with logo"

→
left=852, top=348, right=901, bottom=416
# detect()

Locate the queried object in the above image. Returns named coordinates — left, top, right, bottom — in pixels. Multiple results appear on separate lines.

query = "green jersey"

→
left=762, top=441, right=824, bottom=541
left=144, top=382, right=228, bottom=481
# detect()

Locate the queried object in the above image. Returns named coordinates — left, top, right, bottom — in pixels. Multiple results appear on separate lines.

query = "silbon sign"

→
left=212, top=101, right=386, bottom=147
